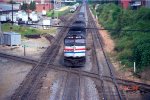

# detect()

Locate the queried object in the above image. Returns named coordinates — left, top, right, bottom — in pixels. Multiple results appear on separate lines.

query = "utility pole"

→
left=55, top=0, right=61, bottom=19
left=54, top=0, right=56, bottom=18
left=12, top=0, right=14, bottom=25
left=49, top=0, right=50, bottom=11
left=0, top=22, right=3, bottom=45
left=0, top=21, right=1, bottom=32
left=24, top=45, right=26, bottom=56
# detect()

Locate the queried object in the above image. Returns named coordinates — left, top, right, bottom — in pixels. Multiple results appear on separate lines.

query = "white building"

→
left=145, top=1, right=150, bottom=8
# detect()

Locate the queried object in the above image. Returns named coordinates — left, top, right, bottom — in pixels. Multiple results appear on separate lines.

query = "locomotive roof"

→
left=75, top=17, right=85, bottom=21
left=78, top=12, right=85, bottom=15
left=73, top=20, right=86, bottom=24
left=71, top=23, right=86, bottom=28
left=65, top=33, right=85, bottom=39
left=68, top=31, right=84, bottom=34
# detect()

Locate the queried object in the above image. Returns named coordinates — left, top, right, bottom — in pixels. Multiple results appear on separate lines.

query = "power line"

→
left=27, top=24, right=150, bottom=32
left=4, top=22, right=150, bottom=32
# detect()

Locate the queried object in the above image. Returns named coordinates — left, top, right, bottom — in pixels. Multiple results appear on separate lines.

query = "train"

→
left=64, top=5, right=87, bottom=67
left=69, top=3, right=79, bottom=13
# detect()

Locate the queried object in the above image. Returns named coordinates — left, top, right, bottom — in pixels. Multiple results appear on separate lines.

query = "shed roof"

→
left=4, top=32, right=20, bottom=35
left=0, top=3, right=19, bottom=11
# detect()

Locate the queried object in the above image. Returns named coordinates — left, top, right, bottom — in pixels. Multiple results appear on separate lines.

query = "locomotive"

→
left=63, top=7, right=87, bottom=67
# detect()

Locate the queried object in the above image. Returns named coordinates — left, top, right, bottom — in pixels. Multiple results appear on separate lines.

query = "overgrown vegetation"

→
left=21, top=2, right=29, bottom=11
left=29, top=1, right=36, bottom=11
left=1, top=23, right=56, bottom=36
left=91, top=3, right=150, bottom=72
left=46, top=6, right=70, bottom=18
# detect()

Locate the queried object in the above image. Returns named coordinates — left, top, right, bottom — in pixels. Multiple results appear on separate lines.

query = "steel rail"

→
left=11, top=6, right=81, bottom=100
left=1, top=51, right=150, bottom=92
left=0, top=52, right=38, bottom=64
left=86, top=4, right=108, bottom=100
left=86, top=4, right=124, bottom=100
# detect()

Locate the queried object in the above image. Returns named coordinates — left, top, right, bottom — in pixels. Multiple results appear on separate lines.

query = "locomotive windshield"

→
left=75, top=39, right=85, bottom=43
left=64, top=38, right=85, bottom=46
left=65, top=39, right=74, bottom=44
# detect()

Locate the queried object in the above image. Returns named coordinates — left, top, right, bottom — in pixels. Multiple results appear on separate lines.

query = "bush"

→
left=46, top=7, right=69, bottom=18
left=118, top=49, right=132, bottom=59
left=133, top=37, right=150, bottom=68
left=2, top=23, right=40, bottom=35
left=46, top=10, right=54, bottom=17
left=93, top=3, right=150, bottom=71
left=115, top=36, right=133, bottom=52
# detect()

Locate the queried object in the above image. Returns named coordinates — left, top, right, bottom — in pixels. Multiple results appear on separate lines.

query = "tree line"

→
left=21, top=1, right=36, bottom=11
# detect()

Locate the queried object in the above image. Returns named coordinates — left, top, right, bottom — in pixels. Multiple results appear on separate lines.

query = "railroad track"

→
left=85, top=5, right=108, bottom=100
left=1, top=50, right=150, bottom=94
left=86, top=4, right=124, bottom=100
left=0, top=52, right=38, bottom=64
left=11, top=7, right=81, bottom=100
left=0, top=4, right=148, bottom=100
left=61, top=68, right=81, bottom=100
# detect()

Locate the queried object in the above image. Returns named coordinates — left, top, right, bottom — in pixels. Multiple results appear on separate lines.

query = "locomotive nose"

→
left=73, top=45, right=76, bottom=50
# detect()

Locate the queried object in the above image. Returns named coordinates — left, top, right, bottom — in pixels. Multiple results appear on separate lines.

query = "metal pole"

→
left=27, top=1, right=29, bottom=24
left=57, top=9, right=58, bottom=19
left=54, top=0, right=55, bottom=19
left=0, top=22, right=2, bottom=45
left=49, top=0, right=50, bottom=11
left=0, top=21, right=1, bottom=32
left=12, top=0, right=13, bottom=25
left=24, top=45, right=26, bottom=56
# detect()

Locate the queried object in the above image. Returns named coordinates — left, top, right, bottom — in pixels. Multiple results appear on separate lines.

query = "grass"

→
left=39, top=27, right=57, bottom=35
left=46, top=6, right=70, bottom=17
left=1, top=23, right=57, bottom=36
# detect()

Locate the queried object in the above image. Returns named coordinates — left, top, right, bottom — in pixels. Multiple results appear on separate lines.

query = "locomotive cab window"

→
left=64, top=39, right=74, bottom=44
left=75, top=39, right=85, bottom=45
left=64, top=38, right=85, bottom=46
left=69, top=27, right=85, bottom=32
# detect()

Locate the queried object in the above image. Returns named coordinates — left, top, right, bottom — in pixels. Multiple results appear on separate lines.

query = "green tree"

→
left=29, top=1, right=36, bottom=11
left=21, top=2, right=28, bottom=11
left=9, top=0, right=16, bottom=4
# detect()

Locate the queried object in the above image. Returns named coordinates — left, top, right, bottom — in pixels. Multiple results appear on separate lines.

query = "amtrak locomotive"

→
left=64, top=6, right=87, bottom=67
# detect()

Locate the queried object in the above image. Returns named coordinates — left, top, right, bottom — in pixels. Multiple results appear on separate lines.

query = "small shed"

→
left=3, top=32, right=21, bottom=46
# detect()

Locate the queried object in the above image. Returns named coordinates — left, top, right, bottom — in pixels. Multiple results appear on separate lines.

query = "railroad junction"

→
left=0, top=3, right=150, bottom=100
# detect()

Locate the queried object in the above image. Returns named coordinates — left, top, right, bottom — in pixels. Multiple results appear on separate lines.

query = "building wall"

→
left=11, top=34, right=21, bottom=45
left=0, top=1, right=53, bottom=12
left=121, top=0, right=131, bottom=9
left=120, top=0, right=150, bottom=9
left=145, top=0, right=150, bottom=8
left=3, top=32, right=21, bottom=46
left=36, top=4, right=53, bottom=12
left=0, top=0, right=49, bottom=3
